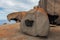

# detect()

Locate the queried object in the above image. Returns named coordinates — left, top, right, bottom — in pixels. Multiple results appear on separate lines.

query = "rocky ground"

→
left=0, top=23, right=60, bottom=40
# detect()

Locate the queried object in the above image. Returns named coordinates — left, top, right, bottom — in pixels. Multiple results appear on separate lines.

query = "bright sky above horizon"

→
left=0, top=0, right=39, bottom=20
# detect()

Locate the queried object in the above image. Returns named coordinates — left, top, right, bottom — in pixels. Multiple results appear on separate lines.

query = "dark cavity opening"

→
left=25, top=19, right=34, bottom=27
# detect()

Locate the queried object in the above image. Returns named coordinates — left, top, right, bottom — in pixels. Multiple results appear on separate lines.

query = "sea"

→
left=0, top=20, right=16, bottom=25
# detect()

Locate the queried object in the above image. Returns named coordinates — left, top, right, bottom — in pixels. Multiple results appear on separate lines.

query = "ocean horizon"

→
left=0, top=20, right=16, bottom=25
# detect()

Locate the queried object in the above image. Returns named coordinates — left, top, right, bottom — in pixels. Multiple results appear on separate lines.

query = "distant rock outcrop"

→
left=3, top=23, right=7, bottom=25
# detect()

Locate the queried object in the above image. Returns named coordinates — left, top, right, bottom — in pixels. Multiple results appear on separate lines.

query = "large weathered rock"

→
left=39, top=0, right=60, bottom=25
left=47, top=0, right=60, bottom=25
left=20, top=10, right=50, bottom=37
left=20, top=13, right=36, bottom=36
left=39, top=0, right=60, bottom=15
left=7, top=11, right=27, bottom=23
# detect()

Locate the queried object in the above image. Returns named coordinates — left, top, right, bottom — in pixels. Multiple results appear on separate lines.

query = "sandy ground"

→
left=0, top=23, right=60, bottom=40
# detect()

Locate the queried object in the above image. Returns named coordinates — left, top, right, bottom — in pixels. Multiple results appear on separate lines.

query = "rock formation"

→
left=20, top=6, right=50, bottom=37
left=38, top=0, right=60, bottom=25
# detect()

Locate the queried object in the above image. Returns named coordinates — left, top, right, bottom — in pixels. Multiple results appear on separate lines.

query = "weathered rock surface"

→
left=39, top=0, right=60, bottom=15
left=39, top=0, right=60, bottom=25
left=0, top=23, right=60, bottom=40
left=20, top=11, right=49, bottom=37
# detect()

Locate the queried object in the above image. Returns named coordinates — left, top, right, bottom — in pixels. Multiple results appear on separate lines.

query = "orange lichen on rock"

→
left=33, top=6, right=47, bottom=15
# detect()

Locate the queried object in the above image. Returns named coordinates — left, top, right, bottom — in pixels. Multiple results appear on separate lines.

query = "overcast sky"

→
left=0, top=0, right=39, bottom=20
